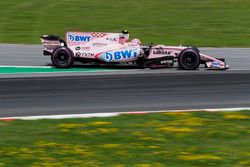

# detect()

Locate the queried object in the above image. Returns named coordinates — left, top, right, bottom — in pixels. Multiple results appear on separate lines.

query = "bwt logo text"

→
left=105, top=50, right=138, bottom=61
left=68, top=34, right=91, bottom=42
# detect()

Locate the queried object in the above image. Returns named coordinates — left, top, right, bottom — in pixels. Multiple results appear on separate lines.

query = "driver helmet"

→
left=122, top=29, right=129, bottom=34
left=121, top=29, right=129, bottom=40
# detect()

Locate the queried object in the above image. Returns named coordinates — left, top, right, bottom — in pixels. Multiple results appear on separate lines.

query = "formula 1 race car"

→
left=40, top=31, right=228, bottom=70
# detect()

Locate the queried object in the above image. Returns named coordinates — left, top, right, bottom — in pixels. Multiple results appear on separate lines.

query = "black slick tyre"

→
left=178, top=48, right=200, bottom=70
left=51, top=47, right=74, bottom=68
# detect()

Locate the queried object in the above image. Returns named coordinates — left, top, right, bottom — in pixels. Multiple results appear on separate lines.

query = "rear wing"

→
left=40, top=35, right=66, bottom=55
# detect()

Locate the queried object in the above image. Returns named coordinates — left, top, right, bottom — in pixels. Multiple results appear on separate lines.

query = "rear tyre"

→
left=51, top=47, right=74, bottom=68
left=178, top=48, right=200, bottom=70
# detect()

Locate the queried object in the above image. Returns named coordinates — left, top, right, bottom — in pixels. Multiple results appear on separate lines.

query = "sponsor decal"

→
left=75, top=46, right=81, bottom=50
left=75, top=52, right=94, bottom=57
left=211, top=61, right=221, bottom=67
left=93, top=43, right=107, bottom=47
left=81, top=46, right=90, bottom=50
left=42, top=41, right=60, bottom=45
left=81, top=52, right=94, bottom=57
left=160, top=60, right=173, bottom=64
left=75, top=46, right=90, bottom=51
left=104, top=49, right=138, bottom=61
left=92, top=32, right=106, bottom=38
left=153, top=49, right=173, bottom=55
left=68, top=34, right=91, bottom=42
left=75, top=52, right=81, bottom=57
left=106, top=37, right=117, bottom=41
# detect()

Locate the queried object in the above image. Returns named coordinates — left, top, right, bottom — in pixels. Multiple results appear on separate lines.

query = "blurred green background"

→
left=0, top=0, right=250, bottom=46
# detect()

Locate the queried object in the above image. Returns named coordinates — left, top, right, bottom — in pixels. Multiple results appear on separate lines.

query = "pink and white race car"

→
left=40, top=30, right=228, bottom=70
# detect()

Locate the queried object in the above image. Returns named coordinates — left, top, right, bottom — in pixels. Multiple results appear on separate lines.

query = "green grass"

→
left=1, top=111, right=250, bottom=166
left=0, top=0, right=250, bottom=46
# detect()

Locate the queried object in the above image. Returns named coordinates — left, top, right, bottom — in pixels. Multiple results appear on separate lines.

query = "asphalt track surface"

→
left=0, top=44, right=250, bottom=117
left=1, top=44, right=250, bottom=69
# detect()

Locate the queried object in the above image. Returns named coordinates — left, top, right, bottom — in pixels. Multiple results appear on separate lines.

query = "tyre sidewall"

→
left=178, top=48, right=200, bottom=70
left=51, top=47, right=74, bottom=68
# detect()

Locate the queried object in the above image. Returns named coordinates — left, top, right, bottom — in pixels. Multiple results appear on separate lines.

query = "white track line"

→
left=0, top=65, right=52, bottom=68
left=0, top=107, right=250, bottom=121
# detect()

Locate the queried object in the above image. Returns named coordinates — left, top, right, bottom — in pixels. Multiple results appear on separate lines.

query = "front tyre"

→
left=51, top=47, right=74, bottom=68
left=184, top=45, right=200, bottom=53
left=178, top=48, right=200, bottom=70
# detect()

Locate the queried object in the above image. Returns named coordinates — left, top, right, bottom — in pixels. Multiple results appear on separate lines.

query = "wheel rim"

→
left=54, top=51, right=70, bottom=66
left=183, top=53, right=197, bottom=68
